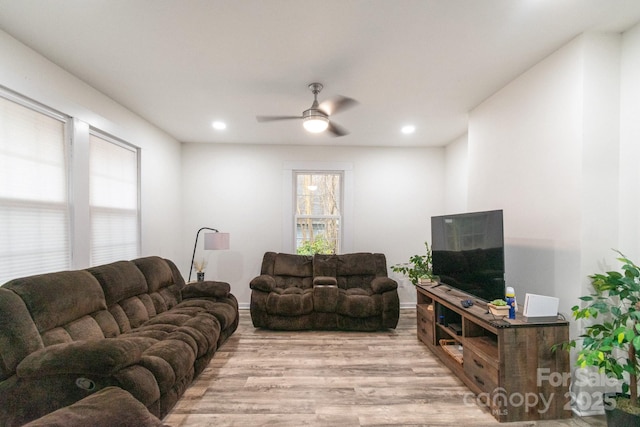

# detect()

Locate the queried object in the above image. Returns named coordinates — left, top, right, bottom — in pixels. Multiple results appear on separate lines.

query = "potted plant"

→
left=193, top=258, right=207, bottom=282
left=391, top=241, right=437, bottom=286
left=488, top=299, right=510, bottom=318
left=561, top=250, right=640, bottom=425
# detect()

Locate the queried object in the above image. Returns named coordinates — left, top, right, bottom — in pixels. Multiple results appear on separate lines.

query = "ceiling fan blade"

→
left=256, top=115, right=302, bottom=122
left=319, top=96, right=358, bottom=116
left=327, top=121, right=349, bottom=137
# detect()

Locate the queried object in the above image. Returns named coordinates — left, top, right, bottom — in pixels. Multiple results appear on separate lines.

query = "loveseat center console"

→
left=416, top=284, right=570, bottom=423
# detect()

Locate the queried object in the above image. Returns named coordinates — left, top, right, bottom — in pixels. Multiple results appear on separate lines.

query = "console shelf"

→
left=416, top=284, right=571, bottom=423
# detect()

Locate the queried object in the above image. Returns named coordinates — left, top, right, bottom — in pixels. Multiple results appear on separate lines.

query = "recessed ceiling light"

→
left=401, top=125, right=416, bottom=134
left=212, top=121, right=226, bottom=130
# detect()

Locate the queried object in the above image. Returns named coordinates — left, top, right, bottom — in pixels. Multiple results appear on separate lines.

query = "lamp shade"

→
left=204, top=232, right=230, bottom=250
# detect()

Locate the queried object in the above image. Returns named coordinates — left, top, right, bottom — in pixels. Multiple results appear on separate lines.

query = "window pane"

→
left=0, top=94, right=69, bottom=284
left=295, top=172, right=342, bottom=254
left=89, top=133, right=139, bottom=265
left=90, top=208, right=139, bottom=265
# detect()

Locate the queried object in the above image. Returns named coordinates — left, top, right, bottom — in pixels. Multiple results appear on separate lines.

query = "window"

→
left=0, top=89, right=142, bottom=284
left=89, top=132, right=140, bottom=265
left=294, top=172, right=342, bottom=254
left=0, top=92, right=70, bottom=283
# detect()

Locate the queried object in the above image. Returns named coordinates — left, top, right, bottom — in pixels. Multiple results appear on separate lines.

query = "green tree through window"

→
left=295, top=172, right=342, bottom=254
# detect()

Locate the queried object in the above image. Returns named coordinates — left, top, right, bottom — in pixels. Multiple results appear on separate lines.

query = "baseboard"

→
left=238, top=302, right=414, bottom=310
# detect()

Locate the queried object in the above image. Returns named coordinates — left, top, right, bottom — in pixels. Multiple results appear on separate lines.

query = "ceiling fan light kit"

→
left=256, top=82, right=357, bottom=137
left=302, top=111, right=329, bottom=133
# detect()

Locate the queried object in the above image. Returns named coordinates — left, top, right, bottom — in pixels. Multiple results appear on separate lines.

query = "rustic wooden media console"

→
left=416, top=284, right=571, bottom=422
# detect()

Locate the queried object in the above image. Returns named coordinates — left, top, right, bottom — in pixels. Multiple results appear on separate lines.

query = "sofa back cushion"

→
left=133, top=257, right=183, bottom=312
left=313, top=254, right=337, bottom=277
left=88, top=261, right=152, bottom=332
left=261, top=252, right=313, bottom=289
left=335, top=253, right=388, bottom=290
left=1, top=270, right=112, bottom=348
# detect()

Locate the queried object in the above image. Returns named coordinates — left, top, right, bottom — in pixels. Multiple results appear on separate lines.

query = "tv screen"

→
left=431, top=209, right=505, bottom=302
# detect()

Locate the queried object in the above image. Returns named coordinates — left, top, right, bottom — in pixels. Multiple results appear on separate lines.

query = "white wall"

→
left=444, top=133, right=468, bottom=213
left=466, top=33, right=623, bottom=320
left=460, top=30, right=639, bottom=415
left=0, top=30, right=184, bottom=264
left=181, top=143, right=445, bottom=307
left=619, top=23, right=640, bottom=260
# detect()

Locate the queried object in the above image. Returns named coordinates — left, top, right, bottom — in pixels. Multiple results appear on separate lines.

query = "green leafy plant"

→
left=391, top=241, right=437, bottom=286
left=296, top=236, right=334, bottom=255
left=561, top=250, right=640, bottom=414
left=490, top=299, right=507, bottom=306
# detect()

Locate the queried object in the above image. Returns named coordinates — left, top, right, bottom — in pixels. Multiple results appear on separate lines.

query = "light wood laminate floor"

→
left=163, top=310, right=606, bottom=427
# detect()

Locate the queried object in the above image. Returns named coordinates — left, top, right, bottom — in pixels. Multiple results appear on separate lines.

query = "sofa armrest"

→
left=16, top=337, right=151, bottom=378
left=182, top=280, right=230, bottom=299
left=250, top=275, right=276, bottom=292
left=371, top=277, right=398, bottom=294
left=22, top=386, right=164, bottom=427
left=313, top=276, right=337, bottom=286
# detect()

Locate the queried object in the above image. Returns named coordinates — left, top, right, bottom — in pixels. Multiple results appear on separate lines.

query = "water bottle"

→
left=506, top=286, right=517, bottom=319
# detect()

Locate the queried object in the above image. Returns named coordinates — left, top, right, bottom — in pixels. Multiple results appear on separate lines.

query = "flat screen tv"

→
left=431, top=209, right=505, bottom=302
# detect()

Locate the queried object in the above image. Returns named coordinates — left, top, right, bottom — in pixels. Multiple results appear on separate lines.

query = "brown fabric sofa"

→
left=22, top=386, right=165, bottom=427
left=250, top=252, right=399, bottom=331
left=0, top=256, right=239, bottom=426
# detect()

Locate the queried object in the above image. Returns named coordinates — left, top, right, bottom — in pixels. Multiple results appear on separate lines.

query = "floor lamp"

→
left=188, top=227, right=230, bottom=282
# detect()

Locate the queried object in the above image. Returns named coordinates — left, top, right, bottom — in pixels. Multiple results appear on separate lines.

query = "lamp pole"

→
left=188, top=227, right=219, bottom=282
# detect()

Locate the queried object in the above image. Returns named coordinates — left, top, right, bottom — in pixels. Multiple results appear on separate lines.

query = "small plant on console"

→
left=391, top=241, right=437, bottom=286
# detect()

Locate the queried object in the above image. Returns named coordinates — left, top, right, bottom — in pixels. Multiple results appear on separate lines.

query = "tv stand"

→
left=416, top=285, right=570, bottom=422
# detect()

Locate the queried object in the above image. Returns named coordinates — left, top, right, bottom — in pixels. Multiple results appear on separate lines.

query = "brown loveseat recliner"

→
left=250, top=252, right=399, bottom=331
left=0, top=256, right=238, bottom=426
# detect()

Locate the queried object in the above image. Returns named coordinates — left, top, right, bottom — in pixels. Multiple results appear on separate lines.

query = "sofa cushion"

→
left=275, top=276, right=313, bottom=289
left=313, top=254, right=337, bottom=277
left=133, top=258, right=183, bottom=314
left=172, top=299, right=233, bottom=330
left=336, top=253, right=380, bottom=276
left=4, top=271, right=107, bottom=335
left=336, top=289, right=382, bottom=318
left=133, top=257, right=174, bottom=293
left=16, top=337, right=154, bottom=378
left=138, top=339, right=196, bottom=394
left=181, top=281, right=230, bottom=299
left=266, top=287, right=313, bottom=316
left=41, top=315, right=107, bottom=346
left=273, top=253, right=313, bottom=277
left=89, top=261, right=148, bottom=307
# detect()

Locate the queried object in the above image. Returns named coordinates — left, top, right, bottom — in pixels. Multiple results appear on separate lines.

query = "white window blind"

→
left=0, top=93, right=70, bottom=284
left=89, top=132, right=140, bottom=265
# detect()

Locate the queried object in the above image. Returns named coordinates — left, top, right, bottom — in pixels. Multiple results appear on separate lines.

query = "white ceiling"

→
left=1, top=0, right=640, bottom=147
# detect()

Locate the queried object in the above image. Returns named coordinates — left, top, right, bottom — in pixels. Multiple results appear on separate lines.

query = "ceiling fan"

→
left=256, top=83, right=358, bottom=137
